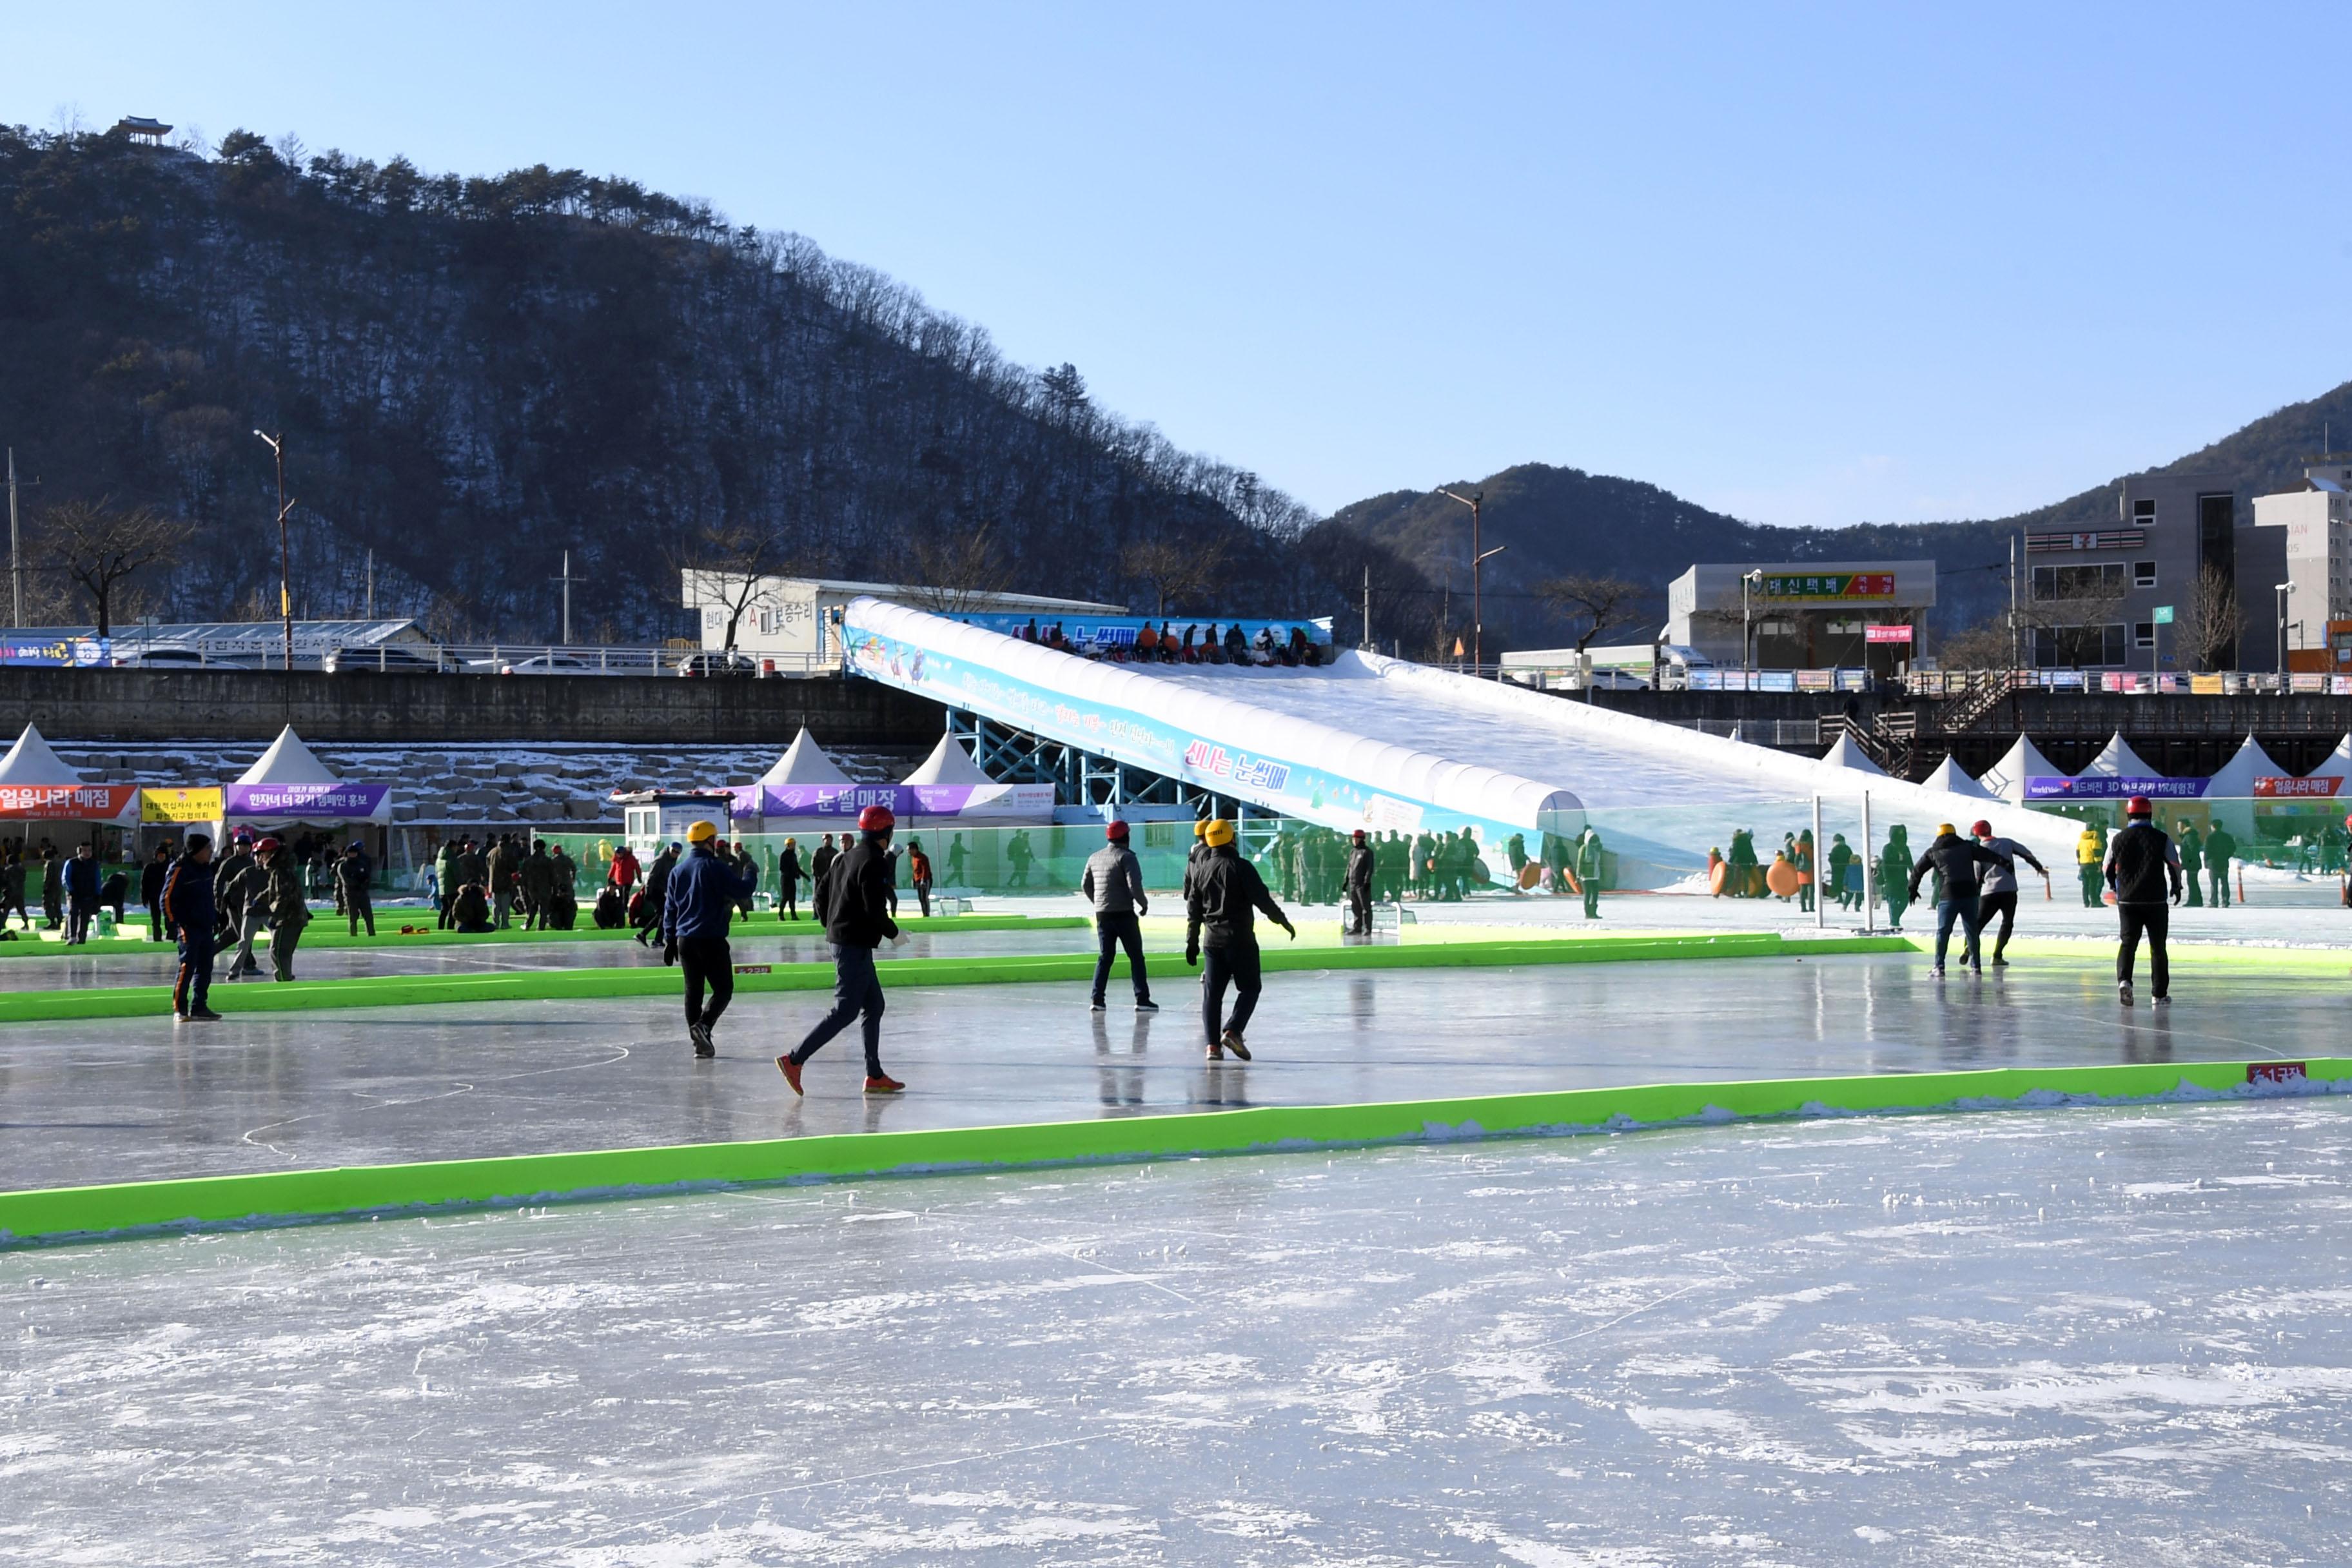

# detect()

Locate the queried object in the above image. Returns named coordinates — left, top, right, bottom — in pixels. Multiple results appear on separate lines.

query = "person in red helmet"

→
left=2103, top=794, right=2182, bottom=1005
left=1079, top=819, right=1155, bottom=1012
left=779, top=802, right=906, bottom=1093
left=1972, top=817, right=2048, bottom=968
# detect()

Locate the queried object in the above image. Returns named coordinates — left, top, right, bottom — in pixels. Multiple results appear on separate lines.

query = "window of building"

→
left=2133, top=498, right=2157, bottom=523
left=2132, top=560, right=2157, bottom=588
left=2030, top=562, right=2126, bottom=601
left=2030, top=623, right=2128, bottom=668
left=2133, top=622, right=2155, bottom=649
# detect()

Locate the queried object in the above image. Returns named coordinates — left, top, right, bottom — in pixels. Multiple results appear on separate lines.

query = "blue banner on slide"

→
left=2025, top=775, right=2208, bottom=799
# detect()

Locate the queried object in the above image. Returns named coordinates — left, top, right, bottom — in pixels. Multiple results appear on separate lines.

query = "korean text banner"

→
left=141, top=787, right=224, bottom=823
left=2025, top=776, right=2209, bottom=800
left=222, top=783, right=392, bottom=821
left=0, top=783, right=139, bottom=821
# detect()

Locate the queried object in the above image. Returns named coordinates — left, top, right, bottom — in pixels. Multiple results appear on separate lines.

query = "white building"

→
left=2253, top=458, right=2352, bottom=659
left=1665, top=560, right=1937, bottom=670
left=680, top=574, right=1123, bottom=670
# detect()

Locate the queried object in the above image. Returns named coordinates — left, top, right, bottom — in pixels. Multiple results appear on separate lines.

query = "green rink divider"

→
left=4, top=1057, right=2342, bottom=1248
left=0, top=932, right=1914, bottom=1024
left=0, top=912, right=1087, bottom=959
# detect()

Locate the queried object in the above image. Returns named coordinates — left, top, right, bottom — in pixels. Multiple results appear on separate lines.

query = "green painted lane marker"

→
left=0, top=933, right=1916, bottom=1024
left=3, top=1056, right=2338, bottom=1248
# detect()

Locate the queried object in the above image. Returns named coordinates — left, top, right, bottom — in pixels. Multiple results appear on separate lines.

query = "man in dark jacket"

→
left=39, top=845, right=62, bottom=929
left=777, top=837, right=805, bottom=921
left=2105, top=795, right=2183, bottom=1005
left=486, top=834, right=518, bottom=928
left=213, top=831, right=260, bottom=975
left=1344, top=828, right=1376, bottom=934
left=141, top=843, right=173, bottom=939
left=162, top=835, right=222, bottom=1021
left=1181, top=819, right=1211, bottom=904
left=2203, top=823, right=2237, bottom=908
left=1184, top=818, right=1296, bottom=1061
left=518, top=839, right=556, bottom=930
left=1576, top=828, right=1607, bottom=919
left=337, top=841, right=377, bottom=936
left=1972, top=818, right=2048, bottom=967
left=662, top=820, right=758, bottom=1057
left=634, top=843, right=677, bottom=946
left=1080, top=819, right=1156, bottom=1010
left=62, top=844, right=101, bottom=945
left=779, top=805, right=905, bottom=1094
left=1907, top=823, right=2005, bottom=977
left=809, top=832, right=839, bottom=907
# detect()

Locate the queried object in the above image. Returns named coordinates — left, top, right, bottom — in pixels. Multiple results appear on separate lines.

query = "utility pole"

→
left=365, top=549, right=375, bottom=620
left=252, top=430, right=295, bottom=670
left=1741, top=568, right=1765, bottom=680
left=5, top=448, right=23, bottom=627
left=551, top=549, right=580, bottom=644
left=2008, top=533, right=2019, bottom=669
left=1436, top=488, right=1507, bottom=672
left=1361, top=564, right=1371, bottom=649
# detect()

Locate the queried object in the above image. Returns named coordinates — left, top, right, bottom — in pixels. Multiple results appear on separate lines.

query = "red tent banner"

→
left=2251, top=776, right=2343, bottom=798
left=0, top=783, right=139, bottom=821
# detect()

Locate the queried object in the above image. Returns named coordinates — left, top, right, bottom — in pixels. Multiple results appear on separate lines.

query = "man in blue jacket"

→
left=161, top=834, right=222, bottom=1021
left=662, top=819, right=758, bottom=1058
left=62, top=843, right=103, bottom=945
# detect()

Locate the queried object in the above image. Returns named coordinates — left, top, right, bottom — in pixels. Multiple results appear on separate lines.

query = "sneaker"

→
left=691, top=1022, right=714, bottom=1057
left=1221, top=1029, right=1252, bottom=1062
left=171, top=1010, right=189, bottom=1022
left=1135, top=997, right=1159, bottom=1012
left=1931, top=966, right=1945, bottom=979
left=1990, top=956, right=2009, bottom=968
left=1089, top=998, right=1107, bottom=1012
left=2119, top=981, right=2133, bottom=1006
left=777, top=1054, right=805, bottom=1095
left=190, top=1008, right=224, bottom=1022
left=863, top=1073, right=905, bottom=1094
left=2153, top=994, right=2171, bottom=1006
left=1205, top=1043, right=1224, bottom=1061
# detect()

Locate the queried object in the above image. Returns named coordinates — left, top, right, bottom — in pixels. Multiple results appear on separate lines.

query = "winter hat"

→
left=686, top=820, right=718, bottom=843
left=1106, top=820, right=1130, bottom=841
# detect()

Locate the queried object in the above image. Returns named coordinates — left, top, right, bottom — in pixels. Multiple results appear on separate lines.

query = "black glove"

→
left=662, top=937, right=679, bottom=966
left=1281, top=920, right=1297, bottom=940
left=1184, top=943, right=1199, bottom=967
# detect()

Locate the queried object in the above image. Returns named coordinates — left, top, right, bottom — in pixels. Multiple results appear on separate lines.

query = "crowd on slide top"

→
left=1012, top=616, right=1329, bottom=667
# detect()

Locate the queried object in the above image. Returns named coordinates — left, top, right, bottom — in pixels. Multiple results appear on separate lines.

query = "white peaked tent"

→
left=2302, top=734, right=2352, bottom=784
left=1819, top=732, right=1888, bottom=776
left=2204, top=733, right=2285, bottom=799
left=1979, top=734, right=2063, bottom=802
left=901, top=734, right=998, bottom=787
left=0, top=724, right=84, bottom=787
left=760, top=727, right=853, bottom=787
left=226, top=725, right=391, bottom=827
left=1920, top=754, right=1994, bottom=798
left=2075, top=730, right=2162, bottom=780
left=236, top=725, right=341, bottom=786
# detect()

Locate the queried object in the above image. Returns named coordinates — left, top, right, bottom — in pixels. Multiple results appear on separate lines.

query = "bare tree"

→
left=1121, top=536, right=1228, bottom=618
left=37, top=498, right=193, bottom=636
left=1537, top=573, right=1648, bottom=653
left=899, top=524, right=1012, bottom=614
left=1937, top=613, right=2017, bottom=671
left=667, top=520, right=793, bottom=653
left=2177, top=563, right=2246, bottom=672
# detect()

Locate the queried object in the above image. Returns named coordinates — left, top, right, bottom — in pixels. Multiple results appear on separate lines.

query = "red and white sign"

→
left=0, top=783, right=139, bottom=821
left=1865, top=624, right=1914, bottom=645
left=2248, top=1061, right=2308, bottom=1086
left=2251, top=776, right=2343, bottom=798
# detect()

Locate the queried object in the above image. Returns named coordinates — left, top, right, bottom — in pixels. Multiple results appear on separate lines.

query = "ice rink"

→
left=6, top=1096, right=2346, bottom=1565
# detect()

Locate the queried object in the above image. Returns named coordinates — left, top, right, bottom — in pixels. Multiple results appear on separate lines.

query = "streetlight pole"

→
left=2276, top=582, right=2295, bottom=678
left=1741, top=569, right=1765, bottom=681
left=252, top=430, right=295, bottom=671
left=551, top=549, right=580, bottom=645
left=1435, top=488, right=1491, bottom=671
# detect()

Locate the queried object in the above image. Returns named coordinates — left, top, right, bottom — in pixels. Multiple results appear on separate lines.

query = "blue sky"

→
left=18, top=4, right=2348, bottom=526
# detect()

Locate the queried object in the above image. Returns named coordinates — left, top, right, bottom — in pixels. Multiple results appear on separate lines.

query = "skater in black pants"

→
left=1971, top=818, right=2047, bottom=966
left=1184, top=818, right=1295, bottom=1060
left=777, top=837, right=803, bottom=921
left=662, top=820, right=757, bottom=1057
left=141, top=843, right=172, bottom=939
left=779, top=805, right=906, bottom=1095
left=1344, top=828, right=1375, bottom=934
left=162, top=835, right=222, bottom=1021
left=1081, top=819, right=1156, bottom=1010
left=337, top=841, right=377, bottom=936
left=2104, top=794, right=2182, bottom=1005
left=1907, top=823, right=2003, bottom=977
left=635, top=843, right=676, bottom=946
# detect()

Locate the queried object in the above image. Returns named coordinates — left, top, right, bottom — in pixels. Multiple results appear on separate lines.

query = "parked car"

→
left=324, top=644, right=446, bottom=674
left=673, top=651, right=759, bottom=678
left=478, top=652, right=617, bottom=676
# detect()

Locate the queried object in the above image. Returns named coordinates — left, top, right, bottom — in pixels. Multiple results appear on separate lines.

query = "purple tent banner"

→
left=2024, top=775, right=2208, bottom=801
left=224, top=781, right=392, bottom=819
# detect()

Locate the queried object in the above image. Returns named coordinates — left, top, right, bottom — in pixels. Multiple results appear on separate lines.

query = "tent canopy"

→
left=0, top=725, right=84, bottom=787
left=1818, top=732, right=1888, bottom=776
left=2203, top=733, right=2286, bottom=798
left=1979, top=734, right=2062, bottom=801
left=1920, top=754, right=1994, bottom=799
left=235, top=725, right=340, bottom=785
left=901, top=734, right=997, bottom=788
left=2303, top=734, right=2352, bottom=781
left=759, top=727, right=853, bottom=787
left=2075, top=730, right=2161, bottom=779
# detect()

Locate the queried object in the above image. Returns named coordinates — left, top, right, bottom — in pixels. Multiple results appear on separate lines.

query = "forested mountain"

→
left=0, top=125, right=1407, bottom=641
left=1333, top=380, right=2352, bottom=655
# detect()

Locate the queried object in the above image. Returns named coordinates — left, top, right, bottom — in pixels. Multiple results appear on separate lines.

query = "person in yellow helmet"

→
left=662, top=819, right=758, bottom=1057
left=2075, top=821, right=2106, bottom=908
left=1184, top=819, right=1295, bottom=1060
left=1181, top=815, right=1214, bottom=905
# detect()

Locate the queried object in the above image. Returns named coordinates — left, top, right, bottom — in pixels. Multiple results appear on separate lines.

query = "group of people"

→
left=156, top=829, right=333, bottom=1018
left=1013, top=616, right=1328, bottom=668
left=429, top=833, right=580, bottom=934
left=2073, top=818, right=2236, bottom=910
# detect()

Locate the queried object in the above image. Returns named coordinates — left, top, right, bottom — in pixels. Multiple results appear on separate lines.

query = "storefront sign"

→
left=0, top=783, right=139, bottom=820
left=2024, top=776, right=2208, bottom=800
left=141, top=787, right=224, bottom=823
left=0, top=638, right=110, bottom=667
left=222, top=782, right=392, bottom=819
left=2252, top=776, right=2344, bottom=798
left=1761, top=573, right=1895, bottom=602
left=1864, top=623, right=1913, bottom=644
left=2026, top=529, right=2146, bottom=554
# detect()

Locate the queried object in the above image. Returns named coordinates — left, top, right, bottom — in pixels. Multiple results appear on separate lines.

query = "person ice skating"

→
left=779, top=804, right=906, bottom=1095
left=1184, top=818, right=1295, bottom=1061
left=548, top=844, right=578, bottom=928
left=1576, top=827, right=1605, bottom=919
left=1345, top=828, right=1376, bottom=934
left=39, top=845, right=62, bottom=930
left=2105, top=794, right=2183, bottom=1005
left=662, top=819, right=758, bottom=1058
left=141, top=843, right=172, bottom=939
left=2203, top=822, right=2237, bottom=908
left=810, top=832, right=838, bottom=907
left=2075, top=822, right=2105, bottom=907
left=1971, top=818, right=2046, bottom=967
left=606, top=841, right=640, bottom=915
left=1795, top=828, right=1816, bottom=913
left=162, top=834, right=222, bottom=1021
left=0, top=849, right=27, bottom=930
left=1081, top=820, right=1156, bottom=1010
left=63, top=844, right=100, bottom=945
left=211, top=832, right=259, bottom=975
left=1908, top=822, right=2001, bottom=977
left=1877, top=824, right=1912, bottom=930
left=946, top=832, right=967, bottom=888
left=907, top=838, right=934, bottom=918
left=226, top=837, right=311, bottom=981
left=1182, top=818, right=1213, bottom=903
left=732, top=840, right=760, bottom=922
left=336, top=841, right=377, bottom=936
left=487, top=834, right=519, bottom=928
left=518, top=838, right=555, bottom=929
left=2176, top=820, right=2204, bottom=908
left=1007, top=828, right=1035, bottom=888
left=634, top=843, right=677, bottom=946
left=1826, top=833, right=1854, bottom=912
left=777, top=836, right=804, bottom=921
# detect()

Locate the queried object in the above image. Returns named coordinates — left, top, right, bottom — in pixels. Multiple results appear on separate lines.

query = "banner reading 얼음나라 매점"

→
left=0, top=783, right=141, bottom=822
left=141, top=787, right=224, bottom=823
left=2024, top=775, right=2209, bottom=800
left=221, top=782, right=393, bottom=821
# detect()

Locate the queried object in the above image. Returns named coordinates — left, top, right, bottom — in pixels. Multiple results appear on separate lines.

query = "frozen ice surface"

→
left=6, top=1099, right=2348, bottom=1564
left=0, top=952, right=2325, bottom=1190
